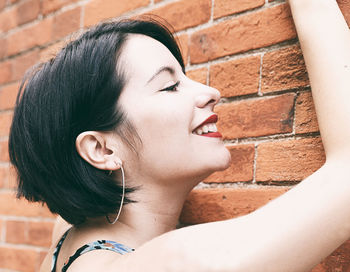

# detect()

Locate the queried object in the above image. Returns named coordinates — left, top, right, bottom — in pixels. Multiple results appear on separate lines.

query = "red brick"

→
left=0, top=246, right=38, bottom=272
left=11, top=50, right=39, bottom=81
left=7, top=17, right=53, bottom=56
left=187, top=67, right=207, bottom=85
left=0, top=219, right=2, bottom=241
left=40, top=39, right=66, bottom=62
left=210, top=56, right=260, bottom=98
left=0, top=192, right=55, bottom=217
left=312, top=239, right=350, bottom=272
left=262, top=45, right=309, bottom=93
left=214, top=0, right=265, bottom=19
left=0, top=82, right=20, bottom=110
left=84, top=0, right=149, bottom=27
left=42, top=0, right=80, bottom=15
left=146, top=0, right=211, bottom=32
left=0, top=37, right=6, bottom=59
left=177, top=34, right=188, bottom=66
left=16, top=0, right=40, bottom=26
left=180, top=187, right=289, bottom=224
left=215, top=94, right=294, bottom=139
left=28, top=221, right=54, bottom=247
left=256, top=137, right=325, bottom=182
left=338, top=0, right=350, bottom=27
left=0, top=111, right=13, bottom=137
left=0, top=0, right=6, bottom=11
left=0, top=140, right=9, bottom=162
left=53, top=7, right=81, bottom=41
left=0, top=60, right=12, bottom=85
left=6, top=220, right=54, bottom=247
left=204, top=144, right=255, bottom=183
left=0, top=7, right=17, bottom=33
left=0, top=165, right=17, bottom=189
left=295, top=91, right=319, bottom=134
left=6, top=220, right=27, bottom=244
left=190, top=3, right=296, bottom=64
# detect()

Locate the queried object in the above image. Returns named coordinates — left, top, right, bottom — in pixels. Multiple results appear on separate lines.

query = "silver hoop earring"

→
left=106, top=163, right=125, bottom=224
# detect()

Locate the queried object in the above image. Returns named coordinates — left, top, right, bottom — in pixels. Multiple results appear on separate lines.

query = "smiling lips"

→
left=193, top=114, right=222, bottom=138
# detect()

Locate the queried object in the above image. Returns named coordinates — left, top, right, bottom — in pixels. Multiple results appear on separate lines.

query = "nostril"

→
left=208, top=98, right=216, bottom=105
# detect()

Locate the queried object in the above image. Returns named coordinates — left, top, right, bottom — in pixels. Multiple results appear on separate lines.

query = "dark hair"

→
left=8, top=18, right=185, bottom=225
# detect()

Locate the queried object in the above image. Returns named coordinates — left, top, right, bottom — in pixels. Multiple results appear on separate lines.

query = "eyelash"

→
left=159, top=81, right=180, bottom=92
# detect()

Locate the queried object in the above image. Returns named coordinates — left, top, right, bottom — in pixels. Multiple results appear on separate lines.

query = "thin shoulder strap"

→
left=61, top=240, right=134, bottom=272
left=51, top=228, right=71, bottom=272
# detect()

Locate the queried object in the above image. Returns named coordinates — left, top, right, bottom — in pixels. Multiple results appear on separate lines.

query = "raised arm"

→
left=117, top=2, right=350, bottom=271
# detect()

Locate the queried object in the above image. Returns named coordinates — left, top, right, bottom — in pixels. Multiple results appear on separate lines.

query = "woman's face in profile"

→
left=117, top=34, right=231, bottom=184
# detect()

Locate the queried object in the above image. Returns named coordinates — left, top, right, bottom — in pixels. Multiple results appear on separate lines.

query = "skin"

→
left=41, top=0, right=350, bottom=271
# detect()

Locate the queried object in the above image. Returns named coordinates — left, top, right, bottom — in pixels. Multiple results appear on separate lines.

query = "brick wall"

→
left=0, top=0, right=349, bottom=271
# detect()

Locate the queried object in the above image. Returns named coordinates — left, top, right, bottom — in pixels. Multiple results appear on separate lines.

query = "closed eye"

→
left=159, top=81, right=180, bottom=92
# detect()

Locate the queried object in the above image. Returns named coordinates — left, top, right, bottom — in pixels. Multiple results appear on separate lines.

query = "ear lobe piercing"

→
left=106, top=162, right=125, bottom=224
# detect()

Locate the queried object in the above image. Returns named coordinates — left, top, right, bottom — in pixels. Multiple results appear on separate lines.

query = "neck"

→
left=74, top=176, right=197, bottom=249
left=115, top=181, right=193, bottom=246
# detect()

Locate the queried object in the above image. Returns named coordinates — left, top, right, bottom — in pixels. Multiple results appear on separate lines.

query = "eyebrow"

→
left=146, top=66, right=175, bottom=85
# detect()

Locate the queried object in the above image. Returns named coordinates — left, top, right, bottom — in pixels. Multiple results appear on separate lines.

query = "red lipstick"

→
left=194, top=114, right=218, bottom=131
left=193, top=114, right=222, bottom=138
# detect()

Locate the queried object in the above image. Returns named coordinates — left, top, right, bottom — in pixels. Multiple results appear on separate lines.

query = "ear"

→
left=75, top=131, right=122, bottom=171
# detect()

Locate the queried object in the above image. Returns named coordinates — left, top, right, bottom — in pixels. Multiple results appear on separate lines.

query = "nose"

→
left=194, top=83, right=221, bottom=109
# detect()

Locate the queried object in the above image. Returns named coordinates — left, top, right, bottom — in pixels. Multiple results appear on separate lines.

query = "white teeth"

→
left=193, top=123, right=218, bottom=135
left=202, top=125, right=209, bottom=133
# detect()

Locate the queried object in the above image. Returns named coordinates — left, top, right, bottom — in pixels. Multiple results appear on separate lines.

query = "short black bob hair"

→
left=8, top=18, right=185, bottom=225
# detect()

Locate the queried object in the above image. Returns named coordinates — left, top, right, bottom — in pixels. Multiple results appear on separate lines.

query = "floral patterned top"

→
left=51, top=228, right=134, bottom=272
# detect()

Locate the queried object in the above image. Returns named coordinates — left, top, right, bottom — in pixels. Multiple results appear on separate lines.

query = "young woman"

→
left=8, top=0, right=350, bottom=271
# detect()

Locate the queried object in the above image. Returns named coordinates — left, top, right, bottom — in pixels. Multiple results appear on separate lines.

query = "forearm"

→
left=289, top=0, right=350, bottom=158
left=174, top=162, right=350, bottom=271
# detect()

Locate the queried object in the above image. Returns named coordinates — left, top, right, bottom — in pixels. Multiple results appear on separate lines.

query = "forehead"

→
left=119, top=34, right=182, bottom=83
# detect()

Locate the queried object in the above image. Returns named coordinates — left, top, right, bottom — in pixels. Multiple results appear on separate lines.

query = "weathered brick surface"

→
left=0, top=37, right=6, bottom=59
left=53, top=7, right=81, bottom=41
left=0, top=111, right=13, bottom=137
left=0, top=60, right=12, bottom=85
left=338, top=0, right=350, bottom=27
left=0, top=165, right=17, bottom=189
left=0, top=247, right=38, bottom=272
left=312, top=239, right=350, bottom=272
left=6, top=220, right=27, bottom=244
left=256, top=137, right=325, bottom=182
left=0, top=0, right=5, bottom=11
left=0, top=140, right=9, bottom=162
left=295, top=91, right=319, bottom=134
left=28, top=221, right=54, bottom=247
left=204, top=144, right=255, bottom=183
left=0, top=82, right=20, bottom=110
left=0, top=7, right=17, bottom=33
left=42, top=0, right=80, bottom=15
left=215, top=94, right=295, bottom=139
left=6, top=220, right=54, bottom=247
left=190, top=3, right=296, bottom=64
left=177, top=34, right=188, bottom=66
left=146, top=0, right=211, bottom=32
left=0, top=192, right=54, bottom=217
left=16, top=0, right=40, bottom=26
left=180, top=187, right=289, bottom=224
left=187, top=67, right=207, bottom=85
left=40, top=39, right=66, bottom=62
left=11, top=50, right=39, bottom=81
left=210, top=55, right=260, bottom=97
left=262, top=45, right=309, bottom=93
left=84, top=0, right=149, bottom=27
left=7, top=18, right=53, bottom=56
left=214, top=0, right=265, bottom=19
